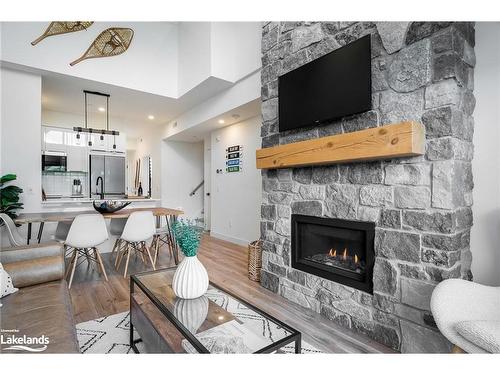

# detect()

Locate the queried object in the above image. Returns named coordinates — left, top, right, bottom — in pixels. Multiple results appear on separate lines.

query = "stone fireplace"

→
left=292, top=215, right=375, bottom=293
left=259, top=22, right=475, bottom=352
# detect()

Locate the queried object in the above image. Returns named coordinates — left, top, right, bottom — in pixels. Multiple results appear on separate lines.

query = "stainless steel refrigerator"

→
left=90, top=154, right=126, bottom=199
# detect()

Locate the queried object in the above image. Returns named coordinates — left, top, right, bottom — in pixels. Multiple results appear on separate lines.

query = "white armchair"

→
left=431, top=279, right=500, bottom=353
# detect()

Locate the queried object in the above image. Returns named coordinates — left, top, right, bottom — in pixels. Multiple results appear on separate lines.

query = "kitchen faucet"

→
left=96, top=176, right=104, bottom=200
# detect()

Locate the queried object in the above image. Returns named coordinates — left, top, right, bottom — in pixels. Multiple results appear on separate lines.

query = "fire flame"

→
left=327, top=247, right=360, bottom=265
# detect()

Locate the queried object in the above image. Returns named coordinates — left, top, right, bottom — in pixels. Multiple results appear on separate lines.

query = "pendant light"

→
left=73, top=90, right=120, bottom=147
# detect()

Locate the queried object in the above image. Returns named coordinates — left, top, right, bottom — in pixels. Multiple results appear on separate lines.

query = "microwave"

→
left=42, top=151, right=67, bottom=172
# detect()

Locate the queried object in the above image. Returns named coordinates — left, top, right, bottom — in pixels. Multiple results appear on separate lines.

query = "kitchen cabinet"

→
left=67, top=145, right=87, bottom=172
left=110, top=133, right=127, bottom=153
left=42, top=126, right=67, bottom=152
left=89, top=133, right=108, bottom=151
left=42, top=126, right=127, bottom=159
left=89, top=132, right=126, bottom=153
left=66, top=131, right=87, bottom=148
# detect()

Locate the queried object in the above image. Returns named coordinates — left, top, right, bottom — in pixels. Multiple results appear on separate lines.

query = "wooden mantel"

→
left=256, top=121, right=425, bottom=170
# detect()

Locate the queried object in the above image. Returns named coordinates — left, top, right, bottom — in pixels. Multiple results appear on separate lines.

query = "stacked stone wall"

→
left=260, top=22, right=475, bottom=352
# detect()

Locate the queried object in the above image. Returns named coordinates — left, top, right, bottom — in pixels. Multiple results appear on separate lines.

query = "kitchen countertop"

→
left=42, top=198, right=160, bottom=205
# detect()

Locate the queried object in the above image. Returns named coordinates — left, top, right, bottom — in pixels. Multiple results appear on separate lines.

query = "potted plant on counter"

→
left=0, top=174, right=24, bottom=220
left=171, top=220, right=208, bottom=299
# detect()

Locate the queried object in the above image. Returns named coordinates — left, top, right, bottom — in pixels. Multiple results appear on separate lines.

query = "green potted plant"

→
left=171, top=220, right=208, bottom=299
left=0, top=174, right=24, bottom=220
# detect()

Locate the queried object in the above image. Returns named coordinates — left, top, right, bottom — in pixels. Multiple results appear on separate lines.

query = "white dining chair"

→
left=115, top=211, right=156, bottom=277
left=0, top=213, right=25, bottom=247
left=64, top=214, right=109, bottom=288
left=109, top=218, right=128, bottom=259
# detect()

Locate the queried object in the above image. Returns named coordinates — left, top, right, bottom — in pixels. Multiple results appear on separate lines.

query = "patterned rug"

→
left=76, top=311, right=323, bottom=354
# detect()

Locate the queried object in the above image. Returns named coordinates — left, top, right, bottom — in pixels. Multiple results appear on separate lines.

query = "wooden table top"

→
left=14, top=207, right=184, bottom=224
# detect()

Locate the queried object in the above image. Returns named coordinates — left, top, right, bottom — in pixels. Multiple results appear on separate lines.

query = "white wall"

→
left=203, top=134, right=212, bottom=230
left=161, top=140, right=204, bottom=219
left=2, top=22, right=260, bottom=101
left=1, top=22, right=178, bottom=98
left=178, top=23, right=212, bottom=96
left=209, top=116, right=262, bottom=246
left=471, top=22, right=500, bottom=286
left=163, top=70, right=261, bottom=139
left=210, top=23, right=262, bottom=83
left=1, top=68, right=42, bottom=213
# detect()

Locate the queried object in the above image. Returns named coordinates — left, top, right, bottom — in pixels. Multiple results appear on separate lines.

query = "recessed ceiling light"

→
left=218, top=119, right=225, bottom=124
left=148, top=115, right=155, bottom=120
left=98, top=107, right=106, bottom=112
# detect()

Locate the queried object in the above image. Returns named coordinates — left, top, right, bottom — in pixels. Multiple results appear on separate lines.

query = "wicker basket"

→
left=248, top=240, right=263, bottom=282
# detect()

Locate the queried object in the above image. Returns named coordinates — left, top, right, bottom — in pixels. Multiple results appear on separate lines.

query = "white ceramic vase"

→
left=172, top=255, right=209, bottom=299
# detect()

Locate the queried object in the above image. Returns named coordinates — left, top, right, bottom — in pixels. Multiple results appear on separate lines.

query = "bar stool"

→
left=151, top=226, right=174, bottom=267
left=115, top=211, right=156, bottom=277
left=109, top=218, right=128, bottom=259
left=64, top=214, right=109, bottom=288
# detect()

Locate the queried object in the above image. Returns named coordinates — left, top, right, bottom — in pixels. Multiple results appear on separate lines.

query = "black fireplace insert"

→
left=291, top=214, right=375, bottom=293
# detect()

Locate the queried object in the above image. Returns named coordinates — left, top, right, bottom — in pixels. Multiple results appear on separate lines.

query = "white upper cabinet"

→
left=110, top=133, right=127, bottom=153
left=66, top=131, right=87, bottom=148
left=66, top=145, right=88, bottom=172
left=42, top=126, right=67, bottom=152
left=88, top=132, right=126, bottom=153
left=89, top=133, right=108, bottom=151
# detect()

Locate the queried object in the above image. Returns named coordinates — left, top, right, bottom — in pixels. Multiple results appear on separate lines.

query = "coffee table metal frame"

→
left=129, top=267, right=302, bottom=354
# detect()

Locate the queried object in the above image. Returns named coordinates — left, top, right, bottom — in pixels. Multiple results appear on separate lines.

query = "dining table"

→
left=14, top=207, right=184, bottom=265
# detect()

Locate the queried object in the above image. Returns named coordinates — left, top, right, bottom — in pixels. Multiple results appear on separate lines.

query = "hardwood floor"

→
left=68, top=234, right=395, bottom=353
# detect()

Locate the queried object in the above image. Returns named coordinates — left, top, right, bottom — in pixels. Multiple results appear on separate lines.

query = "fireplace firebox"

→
left=291, top=215, right=375, bottom=293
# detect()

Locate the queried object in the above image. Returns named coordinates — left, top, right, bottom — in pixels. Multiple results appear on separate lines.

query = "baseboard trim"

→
left=209, top=231, right=250, bottom=247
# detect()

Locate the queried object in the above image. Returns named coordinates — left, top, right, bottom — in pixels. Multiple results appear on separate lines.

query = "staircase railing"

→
left=189, top=180, right=204, bottom=196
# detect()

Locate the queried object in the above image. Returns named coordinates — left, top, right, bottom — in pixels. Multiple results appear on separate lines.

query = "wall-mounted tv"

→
left=278, top=34, right=372, bottom=132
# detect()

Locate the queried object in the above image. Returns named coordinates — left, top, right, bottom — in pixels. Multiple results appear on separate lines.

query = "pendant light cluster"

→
left=73, top=90, right=120, bottom=149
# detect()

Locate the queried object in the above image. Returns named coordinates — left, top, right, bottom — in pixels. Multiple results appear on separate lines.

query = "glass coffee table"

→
left=130, top=267, right=301, bottom=353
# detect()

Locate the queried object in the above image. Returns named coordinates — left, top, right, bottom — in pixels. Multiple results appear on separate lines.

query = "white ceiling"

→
left=41, top=70, right=233, bottom=126
left=167, top=98, right=261, bottom=142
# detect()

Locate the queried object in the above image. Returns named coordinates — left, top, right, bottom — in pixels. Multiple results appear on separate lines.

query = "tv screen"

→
left=278, top=34, right=372, bottom=132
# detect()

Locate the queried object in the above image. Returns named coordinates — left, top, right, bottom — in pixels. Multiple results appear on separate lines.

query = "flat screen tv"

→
left=278, top=34, right=372, bottom=132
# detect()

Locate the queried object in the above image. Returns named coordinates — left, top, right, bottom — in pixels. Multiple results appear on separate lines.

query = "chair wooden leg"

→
left=68, top=250, right=80, bottom=289
left=153, top=235, right=160, bottom=267
left=138, top=242, right=146, bottom=264
left=115, top=247, right=122, bottom=268
left=65, top=249, right=77, bottom=279
left=85, top=247, right=92, bottom=267
left=116, top=242, right=127, bottom=268
left=123, top=244, right=132, bottom=278
left=167, top=238, right=173, bottom=258
left=94, top=248, right=108, bottom=282
left=143, top=242, right=156, bottom=270
left=111, top=238, right=121, bottom=259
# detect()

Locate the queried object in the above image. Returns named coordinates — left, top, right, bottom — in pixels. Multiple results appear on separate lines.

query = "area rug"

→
left=76, top=311, right=323, bottom=354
